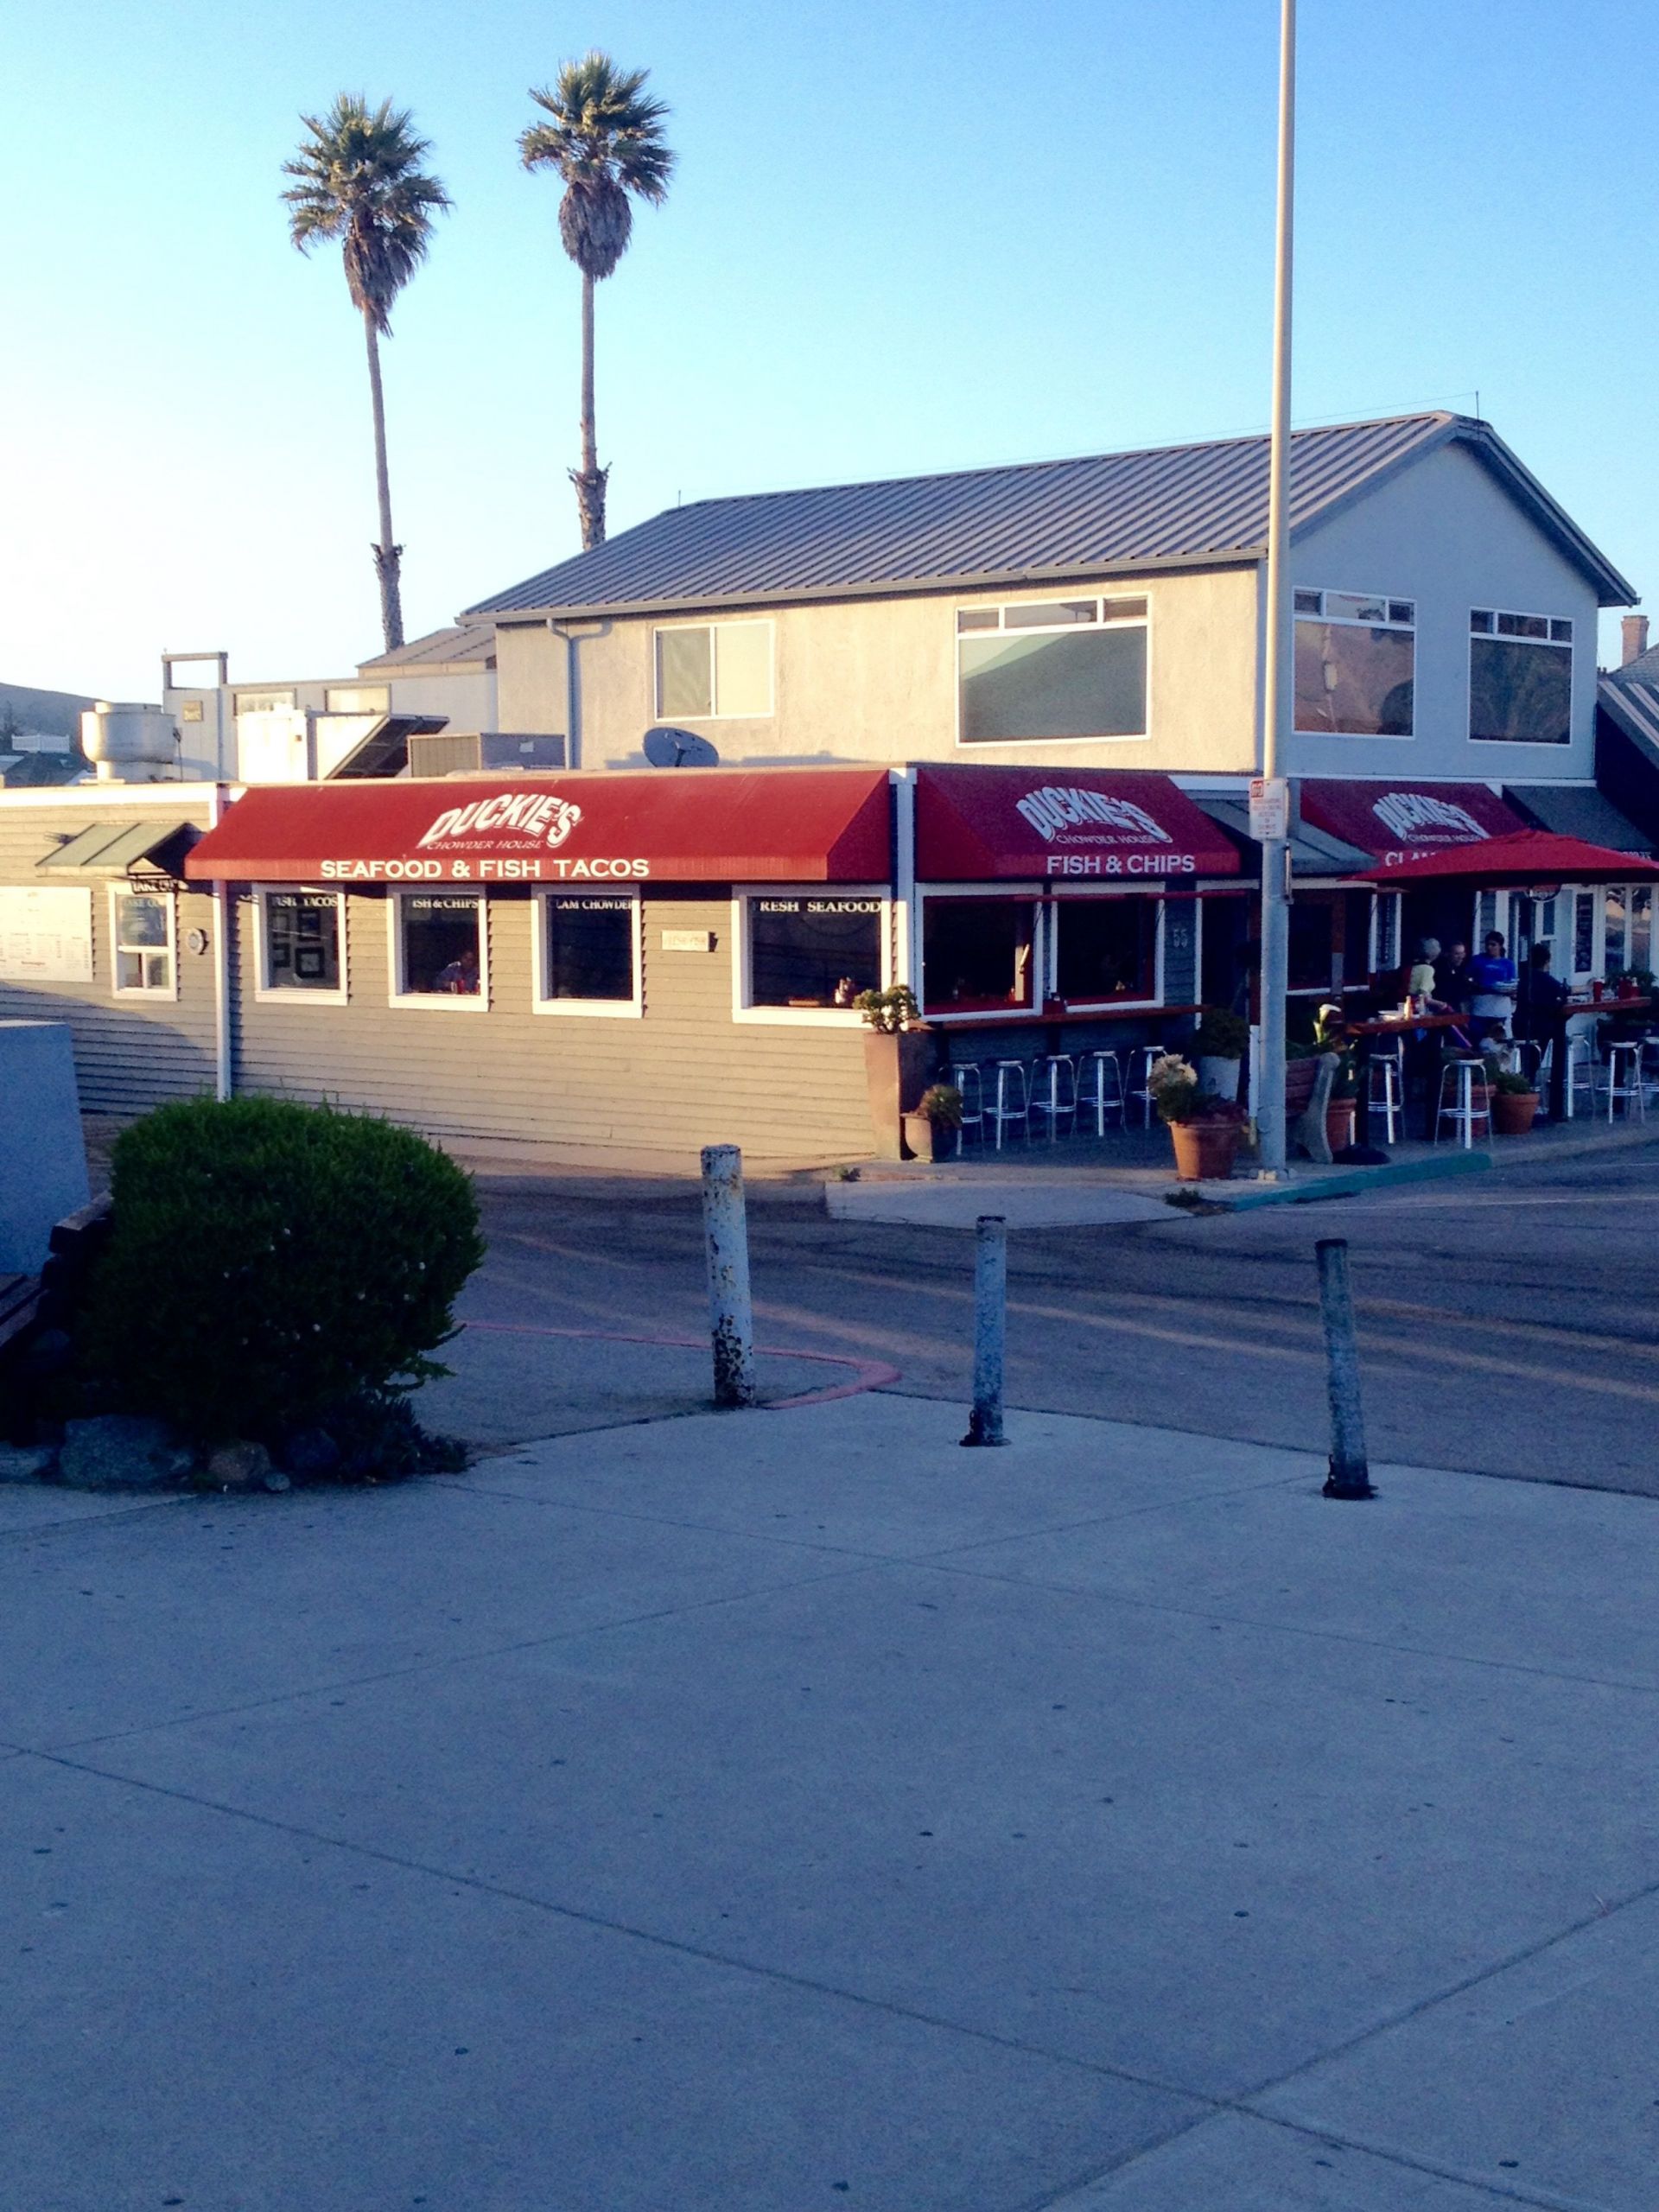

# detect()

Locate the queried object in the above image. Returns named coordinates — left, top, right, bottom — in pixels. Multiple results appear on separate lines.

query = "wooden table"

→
left=1344, top=1013, right=1471, bottom=1145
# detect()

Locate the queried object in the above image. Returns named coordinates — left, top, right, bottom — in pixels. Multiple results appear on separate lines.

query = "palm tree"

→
left=283, top=95, right=450, bottom=651
left=520, top=54, right=674, bottom=550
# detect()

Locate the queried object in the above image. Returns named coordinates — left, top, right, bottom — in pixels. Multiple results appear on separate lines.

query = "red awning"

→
left=1365, top=830, right=1659, bottom=885
left=915, top=766, right=1239, bottom=882
left=183, top=767, right=893, bottom=886
left=1299, top=780, right=1529, bottom=868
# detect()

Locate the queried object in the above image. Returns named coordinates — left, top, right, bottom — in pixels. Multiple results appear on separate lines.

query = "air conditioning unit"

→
left=407, top=731, right=566, bottom=779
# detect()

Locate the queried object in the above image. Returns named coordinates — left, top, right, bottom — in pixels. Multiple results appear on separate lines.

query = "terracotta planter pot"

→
left=1492, top=1090, right=1539, bottom=1135
left=863, top=1028, right=935, bottom=1161
left=1325, top=1098, right=1357, bottom=1154
left=1284, top=1057, right=1319, bottom=1118
left=1169, top=1117, right=1243, bottom=1182
left=901, top=1111, right=952, bottom=1162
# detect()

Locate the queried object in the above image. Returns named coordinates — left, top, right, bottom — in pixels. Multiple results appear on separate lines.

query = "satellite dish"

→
left=644, top=726, right=720, bottom=767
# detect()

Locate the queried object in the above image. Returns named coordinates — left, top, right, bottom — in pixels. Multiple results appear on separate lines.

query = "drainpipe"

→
left=208, top=782, right=232, bottom=1103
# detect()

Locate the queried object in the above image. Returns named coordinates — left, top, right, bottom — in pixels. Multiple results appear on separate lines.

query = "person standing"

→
left=1467, top=931, right=1518, bottom=1040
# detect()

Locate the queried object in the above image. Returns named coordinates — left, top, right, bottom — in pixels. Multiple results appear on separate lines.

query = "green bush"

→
left=79, top=1098, right=484, bottom=1442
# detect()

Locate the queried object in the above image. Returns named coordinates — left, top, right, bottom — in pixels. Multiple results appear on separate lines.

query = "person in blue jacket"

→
left=1467, top=930, right=1518, bottom=1040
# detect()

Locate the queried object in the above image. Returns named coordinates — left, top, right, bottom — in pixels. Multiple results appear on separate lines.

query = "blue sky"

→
left=3, top=0, right=1651, bottom=698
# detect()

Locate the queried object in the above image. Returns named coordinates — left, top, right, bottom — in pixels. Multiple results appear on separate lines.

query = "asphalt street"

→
left=461, top=1141, right=1659, bottom=1494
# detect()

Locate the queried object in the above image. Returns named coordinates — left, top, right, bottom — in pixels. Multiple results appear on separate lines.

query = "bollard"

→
left=961, top=1214, right=1007, bottom=1446
left=701, top=1144, right=756, bottom=1409
left=1315, top=1236, right=1374, bottom=1498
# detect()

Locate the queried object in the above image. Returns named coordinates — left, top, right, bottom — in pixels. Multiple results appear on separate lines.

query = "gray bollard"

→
left=1315, top=1236, right=1374, bottom=1498
left=701, top=1144, right=756, bottom=1409
left=961, top=1214, right=1007, bottom=1446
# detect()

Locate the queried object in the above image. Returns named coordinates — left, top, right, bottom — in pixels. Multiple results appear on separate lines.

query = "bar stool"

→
left=986, top=1060, right=1032, bottom=1150
left=1535, top=1033, right=1594, bottom=1120
left=1603, top=1039, right=1646, bottom=1122
left=1365, top=1037, right=1404, bottom=1145
left=1433, top=1058, right=1493, bottom=1149
left=949, top=1063, right=984, bottom=1154
left=1079, top=1049, right=1127, bottom=1136
left=1128, top=1046, right=1162, bottom=1128
left=1029, top=1053, right=1078, bottom=1141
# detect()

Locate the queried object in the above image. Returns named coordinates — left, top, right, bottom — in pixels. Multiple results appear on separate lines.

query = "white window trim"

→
left=1467, top=604, right=1574, bottom=749
left=916, top=881, right=1046, bottom=1023
left=1293, top=586, right=1417, bottom=741
left=653, top=618, right=775, bottom=722
left=108, top=882, right=178, bottom=1001
left=953, top=596, right=1153, bottom=750
left=531, top=887, right=644, bottom=1018
left=1046, top=885, right=1166, bottom=1012
left=731, top=884, right=890, bottom=1027
left=385, top=889, right=490, bottom=1012
left=252, top=886, right=348, bottom=1006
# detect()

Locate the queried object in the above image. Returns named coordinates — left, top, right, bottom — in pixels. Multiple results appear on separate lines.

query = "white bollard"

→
left=1315, top=1236, right=1374, bottom=1498
left=961, top=1214, right=1007, bottom=1446
left=702, top=1144, right=756, bottom=1409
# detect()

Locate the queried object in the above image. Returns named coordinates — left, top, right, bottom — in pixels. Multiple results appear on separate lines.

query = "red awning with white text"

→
left=1299, top=781, right=1529, bottom=868
left=182, top=767, right=893, bottom=887
left=914, top=766, right=1240, bottom=882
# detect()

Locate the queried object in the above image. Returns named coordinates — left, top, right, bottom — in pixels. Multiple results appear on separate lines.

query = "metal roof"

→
left=1191, top=794, right=1373, bottom=879
left=357, top=622, right=497, bottom=672
left=1598, top=673, right=1659, bottom=766
left=465, top=412, right=1637, bottom=621
left=1506, top=782, right=1654, bottom=855
left=35, top=819, right=196, bottom=875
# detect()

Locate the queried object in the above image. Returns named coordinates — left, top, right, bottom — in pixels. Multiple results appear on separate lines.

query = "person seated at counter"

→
left=1466, top=931, right=1517, bottom=1039
left=435, top=945, right=481, bottom=995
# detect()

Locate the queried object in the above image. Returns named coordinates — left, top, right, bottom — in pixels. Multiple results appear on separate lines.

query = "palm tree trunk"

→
left=363, top=309, right=405, bottom=650
left=571, top=267, right=608, bottom=549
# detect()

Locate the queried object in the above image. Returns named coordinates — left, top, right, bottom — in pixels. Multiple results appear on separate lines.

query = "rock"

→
left=0, top=1444, right=54, bottom=1484
left=204, top=1440, right=274, bottom=1491
left=279, top=1427, right=340, bottom=1478
left=59, top=1416, right=194, bottom=1491
left=262, top=1471, right=292, bottom=1494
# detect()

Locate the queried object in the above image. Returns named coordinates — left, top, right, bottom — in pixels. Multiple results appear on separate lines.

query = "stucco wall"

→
left=1287, top=440, right=1605, bottom=785
left=496, top=563, right=1262, bottom=778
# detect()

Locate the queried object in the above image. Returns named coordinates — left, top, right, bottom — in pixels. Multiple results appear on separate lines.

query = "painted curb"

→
left=1198, top=1148, right=1494, bottom=1210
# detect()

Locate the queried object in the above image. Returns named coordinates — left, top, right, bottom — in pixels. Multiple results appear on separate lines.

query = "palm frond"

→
left=519, top=51, right=673, bottom=279
left=282, top=92, right=450, bottom=329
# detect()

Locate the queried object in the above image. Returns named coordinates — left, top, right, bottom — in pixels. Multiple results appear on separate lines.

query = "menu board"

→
left=0, top=886, right=95, bottom=982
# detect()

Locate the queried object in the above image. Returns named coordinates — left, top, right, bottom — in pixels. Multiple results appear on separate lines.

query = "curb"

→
left=1196, top=1148, right=1493, bottom=1210
left=461, top=1319, right=901, bottom=1409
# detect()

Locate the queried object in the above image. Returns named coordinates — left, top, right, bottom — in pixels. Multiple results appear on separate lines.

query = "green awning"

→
left=36, top=820, right=197, bottom=875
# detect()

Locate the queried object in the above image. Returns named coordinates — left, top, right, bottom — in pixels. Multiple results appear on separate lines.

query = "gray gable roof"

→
left=465, top=411, right=1635, bottom=621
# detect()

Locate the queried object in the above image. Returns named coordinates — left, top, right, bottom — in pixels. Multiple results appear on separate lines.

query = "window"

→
left=233, top=689, right=296, bottom=715
left=1605, top=884, right=1627, bottom=973
left=1469, top=609, right=1573, bottom=745
left=922, top=897, right=1038, bottom=1014
left=535, top=892, right=640, bottom=1015
left=258, top=889, right=344, bottom=1001
left=1294, top=589, right=1414, bottom=736
left=323, top=683, right=390, bottom=715
left=747, top=896, right=882, bottom=1010
left=110, top=888, right=175, bottom=996
left=956, top=598, right=1148, bottom=745
left=1632, top=886, right=1652, bottom=974
left=654, top=621, right=772, bottom=719
left=1288, top=897, right=1337, bottom=993
left=1054, top=895, right=1159, bottom=1004
left=390, top=892, right=486, bottom=1007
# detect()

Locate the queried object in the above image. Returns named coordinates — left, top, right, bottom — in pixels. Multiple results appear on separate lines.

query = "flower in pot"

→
left=855, top=986, right=931, bottom=1162
left=903, top=1084, right=963, bottom=1164
left=1193, top=1007, right=1249, bottom=1103
left=1490, top=1064, right=1540, bottom=1135
left=1149, top=1052, right=1248, bottom=1181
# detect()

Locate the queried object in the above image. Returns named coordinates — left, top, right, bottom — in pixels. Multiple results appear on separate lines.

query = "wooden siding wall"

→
left=232, top=887, right=877, bottom=1161
left=0, top=801, right=218, bottom=1112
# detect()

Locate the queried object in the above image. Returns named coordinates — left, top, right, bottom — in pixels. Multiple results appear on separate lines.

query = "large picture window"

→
left=1469, top=609, right=1573, bottom=746
left=655, top=620, right=772, bottom=720
left=747, top=896, right=882, bottom=1010
left=922, top=897, right=1038, bottom=1014
left=258, top=889, right=344, bottom=1000
left=957, top=598, right=1147, bottom=746
left=1294, top=589, right=1414, bottom=736
left=536, top=893, right=639, bottom=1014
left=110, top=888, right=175, bottom=996
left=391, top=892, right=486, bottom=1007
left=1054, top=895, right=1159, bottom=1004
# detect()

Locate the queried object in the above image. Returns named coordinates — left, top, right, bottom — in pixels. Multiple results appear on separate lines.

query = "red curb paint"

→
left=461, top=1319, right=900, bottom=1409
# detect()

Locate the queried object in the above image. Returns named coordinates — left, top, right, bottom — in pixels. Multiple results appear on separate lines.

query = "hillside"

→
left=0, top=680, right=95, bottom=741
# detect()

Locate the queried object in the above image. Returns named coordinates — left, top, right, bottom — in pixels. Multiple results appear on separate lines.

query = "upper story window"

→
left=1469, top=608, right=1573, bottom=746
left=956, top=596, right=1148, bottom=746
left=1294, top=589, right=1415, bottom=737
left=323, top=683, right=390, bottom=715
left=654, top=620, right=772, bottom=720
left=233, top=689, right=296, bottom=715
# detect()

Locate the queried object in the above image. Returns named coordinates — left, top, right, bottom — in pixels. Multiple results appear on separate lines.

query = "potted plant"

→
left=855, top=986, right=932, bottom=1161
left=1193, top=1007, right=1249, bottom=1103
left=1284, top=1039, right=1321, bottom=1121
left=1490, top=1064, right=1540, bottom=1135
left=1147, top=1052, right=1248, bottom=1181
left=903, top=1084, right=963, bottom=1163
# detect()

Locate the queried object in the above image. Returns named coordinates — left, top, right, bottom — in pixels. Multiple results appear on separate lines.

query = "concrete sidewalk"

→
left=5, top=1392, right=1658, bottom=2209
